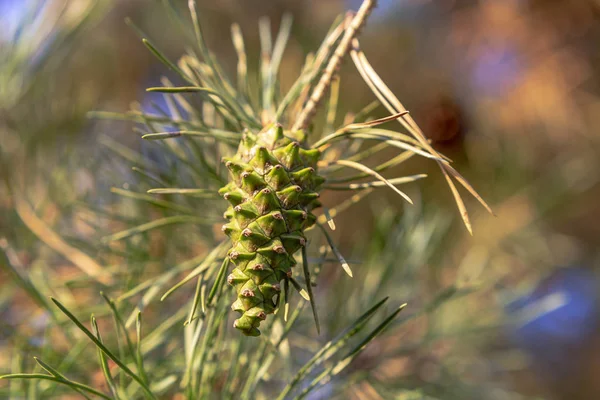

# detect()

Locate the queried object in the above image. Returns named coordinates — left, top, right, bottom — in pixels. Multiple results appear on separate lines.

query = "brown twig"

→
left=292, top=0, right=377, bottom=131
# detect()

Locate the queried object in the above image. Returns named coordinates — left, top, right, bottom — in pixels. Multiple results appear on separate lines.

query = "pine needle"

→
left=334, top=159, right=414, bottom=204
left=349, top=38, right=493, bottom=232
left=317, top=223, right=353, bottom=278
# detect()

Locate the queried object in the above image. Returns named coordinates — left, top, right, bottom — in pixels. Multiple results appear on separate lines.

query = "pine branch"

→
left=292, top=0, right=377, bottom=130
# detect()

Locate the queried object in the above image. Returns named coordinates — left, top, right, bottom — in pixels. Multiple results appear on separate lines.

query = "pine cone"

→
left=219, top=123, right=325, bottom=336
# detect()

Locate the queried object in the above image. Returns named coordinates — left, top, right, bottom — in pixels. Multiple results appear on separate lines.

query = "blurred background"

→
left=2, top=0, right=600, bottom=399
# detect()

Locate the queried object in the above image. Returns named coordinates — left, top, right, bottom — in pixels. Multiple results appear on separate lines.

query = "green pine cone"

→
left=219, top=123, right=324, bottom=336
